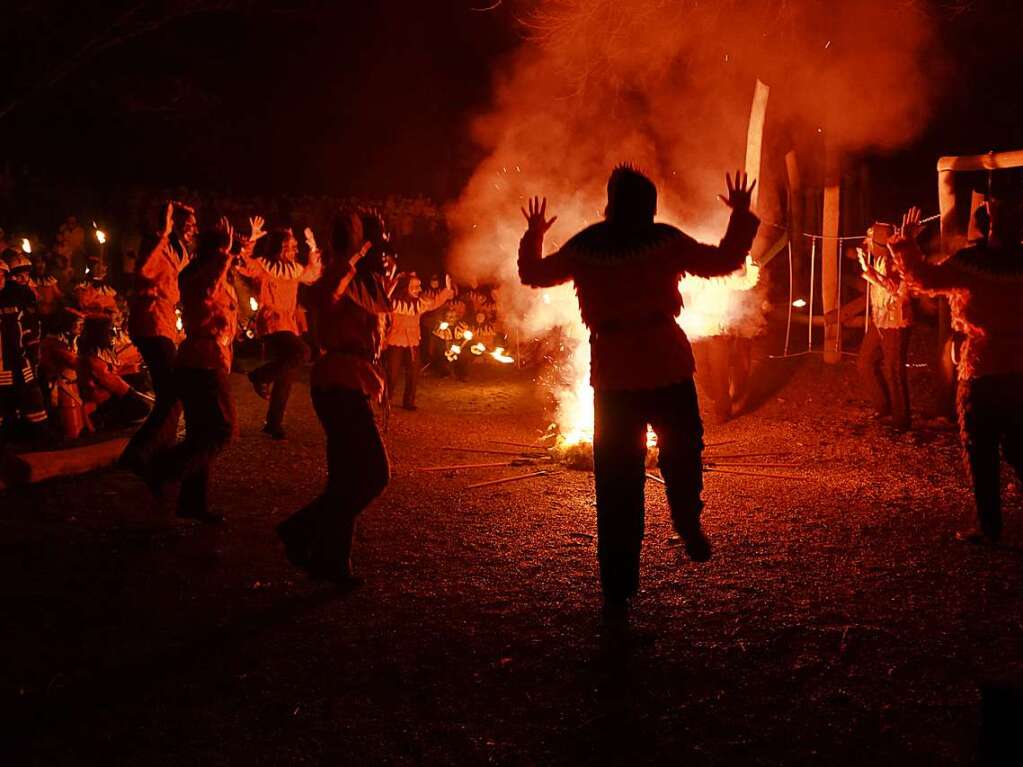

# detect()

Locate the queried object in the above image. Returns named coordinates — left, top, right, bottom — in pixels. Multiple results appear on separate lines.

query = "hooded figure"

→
left=518, top=165, right=758, bottom=618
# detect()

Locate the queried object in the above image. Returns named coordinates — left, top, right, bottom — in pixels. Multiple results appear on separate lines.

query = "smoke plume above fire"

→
left=446, top=0, right=939, bottom=436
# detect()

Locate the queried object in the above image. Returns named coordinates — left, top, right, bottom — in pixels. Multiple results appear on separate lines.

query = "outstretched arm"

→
left=517, top=196, right=573, bottom=288
left=888, top=207, right=970, bottom=294
left=669, top=172, right=759, bottom=278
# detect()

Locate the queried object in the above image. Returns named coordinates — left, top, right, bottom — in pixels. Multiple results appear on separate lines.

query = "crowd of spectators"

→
left=0, top=190, right=511, bottom=449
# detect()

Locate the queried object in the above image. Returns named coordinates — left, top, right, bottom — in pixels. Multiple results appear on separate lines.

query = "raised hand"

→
left=219, top=215, right=234, bottom=253
left=521, top=196, right=557, bottom=236
left=304, top=226, right=318, bottom=252
left=717, top=170, right=757, bottom=212
left=900, top=207, right=922, bottom=239
left=349, top=240, right=372, bottom=267
left=856, top=247, right=870, bottom=272
left=249, top=215, right=267, bottom=243
left=162, top=202, right=175, bottom=238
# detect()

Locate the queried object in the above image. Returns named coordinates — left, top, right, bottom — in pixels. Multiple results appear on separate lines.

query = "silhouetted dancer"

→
left=890, top=199, right=1023, bottom=545
left=121, top=202, right=198, bottom=473
left=276, top=210, right=395, bottom=584
left=239, top=225, right=322, bottom=440
left=857, top=225, right=913, bottom=431
left=518, top=166, right=759, bottom=616
left=151, top=217, right=261, bottom=523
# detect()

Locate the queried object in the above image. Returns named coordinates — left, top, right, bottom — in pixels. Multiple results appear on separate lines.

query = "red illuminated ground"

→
left=2, top=353, right=1021, bottom=765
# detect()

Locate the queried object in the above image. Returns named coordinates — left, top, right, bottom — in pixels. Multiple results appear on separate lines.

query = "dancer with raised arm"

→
left=890, top=199, right=1023, bottom=545
left=518, top=166, right=759, bottom=618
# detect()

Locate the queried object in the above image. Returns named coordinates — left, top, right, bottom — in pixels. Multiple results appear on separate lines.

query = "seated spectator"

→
left=38, top=309, right=87, bottom=440
left=73, top=259, right=119, bottom=319
left=77, top=317, right=152, bottom=430
left=29, top=253, right=64, bottom=327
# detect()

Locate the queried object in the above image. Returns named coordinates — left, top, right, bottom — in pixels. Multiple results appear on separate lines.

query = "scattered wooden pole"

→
left=442, top=446, right=549, bottom=458
left=418, top=461, right=516, bottom=472
left=466, top=470, right=551, bottom=490
left=705, top=467, right=810, bottom=481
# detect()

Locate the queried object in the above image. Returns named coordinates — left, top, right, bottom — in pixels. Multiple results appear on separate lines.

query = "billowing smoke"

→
left=445, top=0, right=939, bottom=434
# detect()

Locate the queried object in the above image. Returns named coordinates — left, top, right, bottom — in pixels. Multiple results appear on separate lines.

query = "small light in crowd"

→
left=490, top=347, right=514, bottom=364
left=463, top=330, right=474, bottom=341
left=792, top=298, right=807, bottom=308
left=450, top=344, right=462, bottom=355
left=249, top=296, right=259, bottom=311
left=95, top=230, right=107, bottom=244
left=439, top=321, right=450, bottom=331
left=21, top=238, right=31, bottom=254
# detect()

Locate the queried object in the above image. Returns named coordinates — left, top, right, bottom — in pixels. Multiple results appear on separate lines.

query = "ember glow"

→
left=21, top=238, right=31, bottom=254
left=249, top=296, right=259, bottom=312
left=95, top=230, right=107, bottom=245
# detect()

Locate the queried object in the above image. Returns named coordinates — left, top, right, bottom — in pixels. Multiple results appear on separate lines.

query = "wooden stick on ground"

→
left=703, top=451, right=793, bottom=460
left=704, top=461, right=802, bottom=469
left=418, top=461, right=515, bottom=472
left=705, top=467, right=810, bottom=481
left=443, top=446, right=550, bottom=458
left=645, top=472, right=666, bottom=485
left=488, top=440, right=546, bottom=449
left=466, top=470, right=551, bottom=490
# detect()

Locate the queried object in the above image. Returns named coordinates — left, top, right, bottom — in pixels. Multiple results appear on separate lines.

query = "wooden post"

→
left=745, top=80, right=770, bottom=213
left=821, top=147, right=841, bottom=363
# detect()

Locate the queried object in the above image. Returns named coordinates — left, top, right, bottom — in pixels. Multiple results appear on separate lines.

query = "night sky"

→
left=2, top=1, right=1023, bottom=207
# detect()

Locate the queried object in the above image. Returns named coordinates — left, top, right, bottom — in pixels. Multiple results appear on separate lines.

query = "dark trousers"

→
left=958, top=374, right=1023, bottom=538
left=160, top=367, right=236, bottom=514
left=124, top=336, right=181, bottom=463
left=251, top=331, right=309, bottom=430
left=383, top=345, right=419, bottom=408
left=0, top=368, right=49, bottom=437
left=593, top=379, right=705, bottom=602
left=279, top=386, right=390, bottom=571
left=858, top=323, right=911, bottom=428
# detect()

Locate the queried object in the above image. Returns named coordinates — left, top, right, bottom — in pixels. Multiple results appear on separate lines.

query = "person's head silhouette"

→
left=605, top=164, right=657, bottom=227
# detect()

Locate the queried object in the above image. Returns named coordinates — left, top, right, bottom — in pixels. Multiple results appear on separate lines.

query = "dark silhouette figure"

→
left=518, top=166, right=759, bottom=616
left=891, top=199, right=1023, bottom=544
left=276, top=211, right=395, bottom=584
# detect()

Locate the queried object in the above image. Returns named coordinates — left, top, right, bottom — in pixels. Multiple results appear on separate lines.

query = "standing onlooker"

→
left=0, top=260, right=49, bottom=441
left=857, top=225, right=913, bottom=431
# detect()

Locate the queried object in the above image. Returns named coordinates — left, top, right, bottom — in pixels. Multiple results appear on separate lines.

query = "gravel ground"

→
left=2, top=346, right=1022, bottom=766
